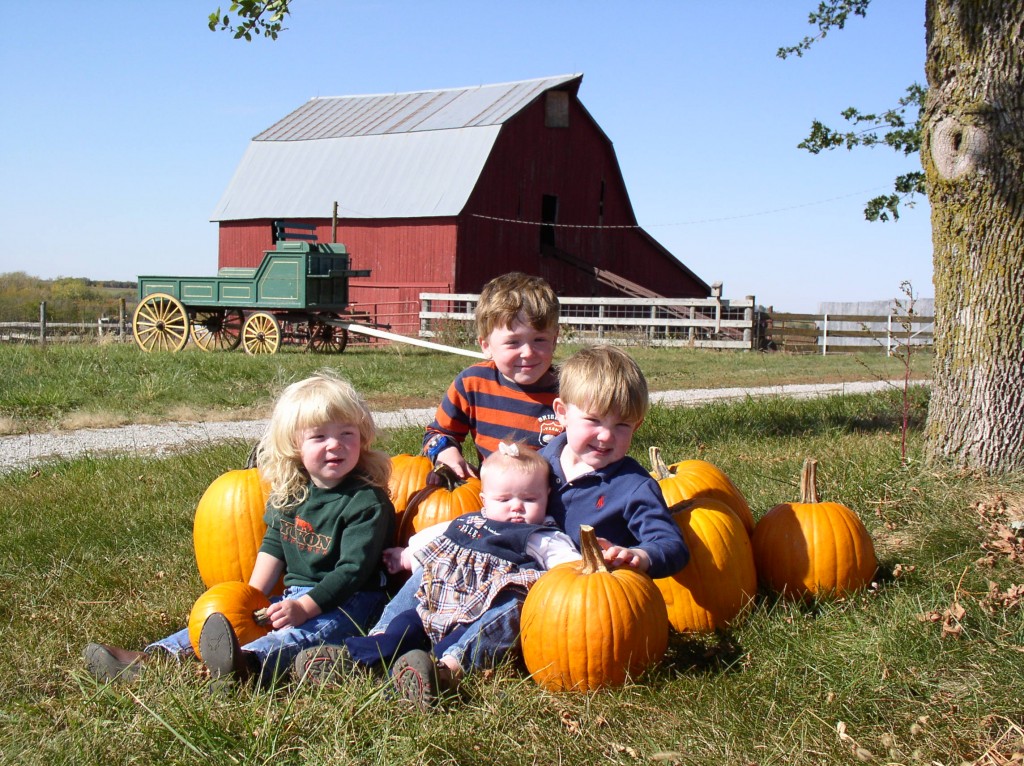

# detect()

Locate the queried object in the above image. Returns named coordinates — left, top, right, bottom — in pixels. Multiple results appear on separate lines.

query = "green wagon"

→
left=133, top=240, right=370, bottom=355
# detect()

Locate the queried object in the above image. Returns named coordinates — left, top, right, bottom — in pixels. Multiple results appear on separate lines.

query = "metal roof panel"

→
left=255, top=73, right=581, bottom=140
left=211, top=126, right=502, bottom=221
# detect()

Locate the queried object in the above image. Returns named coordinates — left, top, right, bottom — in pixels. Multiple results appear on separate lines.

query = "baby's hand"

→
left=597, top=539, right=651, bottom=573
left=382, top=547, right=410, bottom=574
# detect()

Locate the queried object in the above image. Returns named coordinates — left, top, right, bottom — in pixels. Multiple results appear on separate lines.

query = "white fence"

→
left=419, top=293, right=761, bottom=350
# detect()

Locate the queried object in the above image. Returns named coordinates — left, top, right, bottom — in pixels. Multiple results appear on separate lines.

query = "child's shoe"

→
left=199, top=612, right=258, bottom=692
left=390, top=649, right=460, bottom=712
left=83, top=643, right=148, bottom=683
left=291, top=644, right=357, bottom=687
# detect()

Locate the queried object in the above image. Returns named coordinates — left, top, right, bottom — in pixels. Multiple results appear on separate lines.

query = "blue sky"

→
left=0, top=1, right=931, bottom=313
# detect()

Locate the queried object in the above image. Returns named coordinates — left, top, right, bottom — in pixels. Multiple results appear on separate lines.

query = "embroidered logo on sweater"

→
left=280, top=516, right=331, bottom=554
left=596, top=495, right=605, bottom=509
left=537, top=416, right=563, bottom=445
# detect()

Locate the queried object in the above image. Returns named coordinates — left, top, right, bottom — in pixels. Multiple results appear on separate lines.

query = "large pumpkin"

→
left=656, top=498, right=757, bottom=633
left=752, top=458, right=877, bottom=601
left=648, top=447, right=755, bottom=535
left=395, top=464, right=482, bottom=545
left=193, top=468, right=283, bottom=595
left=520, top=525, right=669, bottom=692
left=187, top=581, right=272, bottom=658
left=387, top=453, right=434, bottom=534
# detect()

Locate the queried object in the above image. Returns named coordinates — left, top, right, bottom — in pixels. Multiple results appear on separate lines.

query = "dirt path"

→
left=0, top=379, right=922, bottom=473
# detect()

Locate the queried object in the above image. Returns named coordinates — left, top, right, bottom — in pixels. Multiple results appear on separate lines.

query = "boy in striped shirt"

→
left=422, top=272, right=563, bottom=478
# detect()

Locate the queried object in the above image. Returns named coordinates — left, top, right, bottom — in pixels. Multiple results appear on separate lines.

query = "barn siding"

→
left=218, top=217, right=457, bottom=331
left=459, top=92, right=707, bottom=297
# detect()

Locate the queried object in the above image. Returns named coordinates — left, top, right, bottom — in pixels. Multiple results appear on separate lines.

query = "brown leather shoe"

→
left=199, top=613, right=258, bottom=691
left=83, top=643, right=149, bottom=683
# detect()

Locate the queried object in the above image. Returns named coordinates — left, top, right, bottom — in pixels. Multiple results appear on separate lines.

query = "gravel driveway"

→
left=0, top=379, right=919, bottom=474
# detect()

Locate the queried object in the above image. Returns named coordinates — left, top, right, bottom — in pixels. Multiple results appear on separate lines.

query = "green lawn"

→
left=2, top=350, right=1021, bottom=764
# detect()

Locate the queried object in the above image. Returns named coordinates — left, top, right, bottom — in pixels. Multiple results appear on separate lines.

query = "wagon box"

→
left=132, top=241, right=371, bottom=354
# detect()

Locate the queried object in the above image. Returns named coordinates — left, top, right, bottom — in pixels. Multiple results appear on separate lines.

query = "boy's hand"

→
left=383, top=546, right=411, bottom=574
left=430, top=447, right=478, bottom=481
left=597, top=539, right=651, bottom=573
left=265, top=595, right=320, bottom=629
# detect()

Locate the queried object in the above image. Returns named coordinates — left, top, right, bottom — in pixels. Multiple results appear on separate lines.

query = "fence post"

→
left=743, top=296, right=754, bottom=350
left=39, top=302, right=47, bottom=346
left=120, top=298, right=127, bottom=337
left=887, top=314, right=893, bottom=357
left=821, top=313, right=828, bottom=356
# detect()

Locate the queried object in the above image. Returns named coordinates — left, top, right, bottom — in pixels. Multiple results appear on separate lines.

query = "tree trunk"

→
left=923, top=0, right=1024, bottom=473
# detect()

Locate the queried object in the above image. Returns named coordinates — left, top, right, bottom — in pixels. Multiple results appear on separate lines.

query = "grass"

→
left=0, top=341, right=930, bottom=435
left=3, top=364, right=1023, bottom=764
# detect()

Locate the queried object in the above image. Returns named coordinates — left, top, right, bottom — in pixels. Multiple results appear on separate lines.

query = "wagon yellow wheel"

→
left=191, top=309, right=244, bottom=352
left=306, top=321, right=348, bottom=354
left=242, top=312, right=281, bottom=355
left=132, top=293, right=189, bottom=352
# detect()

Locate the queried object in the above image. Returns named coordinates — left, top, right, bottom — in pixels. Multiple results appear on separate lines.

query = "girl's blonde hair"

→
left=256, top=371, right=391, bottom=510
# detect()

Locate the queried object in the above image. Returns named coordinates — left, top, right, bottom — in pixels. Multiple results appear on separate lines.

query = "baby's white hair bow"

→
left=498, top=442, right=520, bottom=457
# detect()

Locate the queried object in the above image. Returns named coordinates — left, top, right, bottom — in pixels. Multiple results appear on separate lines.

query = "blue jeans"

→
left=148, top=585, right=387, bottom=684
left=368, top=569, right=524, bottom=671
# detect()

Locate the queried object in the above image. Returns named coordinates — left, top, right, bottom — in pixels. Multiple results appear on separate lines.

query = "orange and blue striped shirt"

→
left=422, top=361, right=562, bottom=465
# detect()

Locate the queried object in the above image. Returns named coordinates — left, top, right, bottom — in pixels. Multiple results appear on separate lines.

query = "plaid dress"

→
left=414, top=513, right=549, bottom=644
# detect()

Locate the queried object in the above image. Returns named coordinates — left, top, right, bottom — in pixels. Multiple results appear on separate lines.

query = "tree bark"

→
left=923, top=0, right=1024, bottom=473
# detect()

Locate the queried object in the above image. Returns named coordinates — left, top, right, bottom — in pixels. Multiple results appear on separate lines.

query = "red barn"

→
left=211, top=73, right=709, bottom=331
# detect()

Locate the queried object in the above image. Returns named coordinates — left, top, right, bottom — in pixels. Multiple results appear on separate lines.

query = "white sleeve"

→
left=405, top=521, right=449, bottom=572
left=526, top=529, right=582, bottom=570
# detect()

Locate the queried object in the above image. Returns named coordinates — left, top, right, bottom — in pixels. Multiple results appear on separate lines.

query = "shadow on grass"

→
left=662, top=630, right=748, bottom=675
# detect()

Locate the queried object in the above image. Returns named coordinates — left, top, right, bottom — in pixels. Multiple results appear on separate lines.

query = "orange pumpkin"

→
left=395, top=464, right=482, bottom=545
left=649, top=446, right=755, bottom=535
left=387, top=453, right=434, bottom=537
left=752, top=458, right=877, bottom=601
left=193, top=468, right=283, bottom=596
left=520, top=525, right=669, bottom=691
left=187, top=581, right=272, bottom=658
left=656, top=498, right=757, bottom=633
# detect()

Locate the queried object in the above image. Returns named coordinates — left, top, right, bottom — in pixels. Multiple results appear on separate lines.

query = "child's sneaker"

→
left=291, top=644, right=356, bottom=687
left=82, top=643, right=148, bottom=683
left=199, top=612, right=258, bottom=692
left=390, top=649, right=459, bottom=711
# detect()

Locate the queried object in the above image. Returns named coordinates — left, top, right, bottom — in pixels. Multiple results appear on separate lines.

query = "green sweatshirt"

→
left=260, top=474, right=395, bottom=611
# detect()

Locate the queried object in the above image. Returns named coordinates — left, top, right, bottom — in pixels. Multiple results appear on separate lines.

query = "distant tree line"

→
left=0, top=272, right=137, bottom=322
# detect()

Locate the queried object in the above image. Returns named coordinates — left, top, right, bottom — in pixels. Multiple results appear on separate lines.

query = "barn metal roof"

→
left=211, top=74, right=582, bottom=221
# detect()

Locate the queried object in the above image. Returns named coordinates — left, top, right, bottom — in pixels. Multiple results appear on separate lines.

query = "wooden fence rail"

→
left=1, top=299, right=936, bottom=356
left=420, top=293, right=761, bottom=349
left=765, top=312, right=934, bottom=355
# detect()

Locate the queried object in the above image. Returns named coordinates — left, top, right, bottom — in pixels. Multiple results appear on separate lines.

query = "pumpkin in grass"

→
left=187, top=581, right=272, bottom=658
left=387, top=453, right=434, bottom=531
left=752, top=458, right=877, bottom=601
left=193, top=468, right=283, bottom=596
left=656, top=497, right=757, bottom=633
left=520, top=525, right=668, bottom=692
left=395, top=464, right=482, bottom=545
left=648, top=446, right=755, bottom=535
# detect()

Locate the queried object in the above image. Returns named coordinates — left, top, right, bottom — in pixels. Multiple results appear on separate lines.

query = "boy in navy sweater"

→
left=540, top=344, right=689, bottom=579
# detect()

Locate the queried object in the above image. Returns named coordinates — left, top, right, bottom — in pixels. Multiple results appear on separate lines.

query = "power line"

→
left=469, top=186, right=889, bottom=230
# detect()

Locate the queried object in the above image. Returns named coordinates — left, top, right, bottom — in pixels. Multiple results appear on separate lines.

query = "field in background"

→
left=0, top=343, right=932, bottom=436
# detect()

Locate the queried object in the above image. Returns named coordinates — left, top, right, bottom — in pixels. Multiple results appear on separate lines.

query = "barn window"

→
left=540, top=194, right=558, bottom=248
left=545, top=91, right=569, bottom=128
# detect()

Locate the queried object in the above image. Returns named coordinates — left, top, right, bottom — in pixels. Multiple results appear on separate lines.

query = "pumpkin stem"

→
left=649, top=446, right=670, bottom=480
left=432, top=463, right=459, bottom=490
left=799, top=458, right=820, bottom=504
left=578, top=524, right=609, bottom=574
left=253, top=608, right=271, bottom=626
